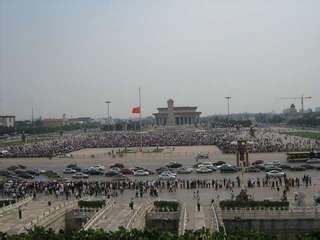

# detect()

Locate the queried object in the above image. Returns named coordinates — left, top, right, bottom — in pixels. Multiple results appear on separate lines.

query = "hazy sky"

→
left=1, top=0, right=319, bottom=120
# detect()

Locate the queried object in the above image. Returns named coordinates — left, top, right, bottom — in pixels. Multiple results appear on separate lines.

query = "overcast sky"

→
left=1, top=0, right=319, bottom=120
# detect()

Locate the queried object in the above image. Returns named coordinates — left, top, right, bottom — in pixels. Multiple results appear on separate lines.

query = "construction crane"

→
left=280, top=95, right=312, bottom=113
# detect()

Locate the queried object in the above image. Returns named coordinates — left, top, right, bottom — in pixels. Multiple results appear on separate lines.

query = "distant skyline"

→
left=1, top=1, right=319, bottom=120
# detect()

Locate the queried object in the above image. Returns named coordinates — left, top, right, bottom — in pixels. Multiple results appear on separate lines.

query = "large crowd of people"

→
left=0, top=128, right=319, bottom=158
left=0, top=174, right=313, bottom=202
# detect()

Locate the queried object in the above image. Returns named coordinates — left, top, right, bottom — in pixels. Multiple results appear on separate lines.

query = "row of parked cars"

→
left=63, top=163, right=154, bottom=179
left=0, top=165, right=47, bottom=180
left=154, top=161, right=242, bottom=181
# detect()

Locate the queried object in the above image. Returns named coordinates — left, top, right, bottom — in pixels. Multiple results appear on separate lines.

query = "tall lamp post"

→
left=225, top=97, right=231, bottom=127
left=105, top=101, right=111, bottom=129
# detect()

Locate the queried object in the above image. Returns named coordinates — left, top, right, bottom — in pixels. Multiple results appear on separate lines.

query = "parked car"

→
left=63, top=168, right=77, bottom=174
left=18, top=172, right=34, bottom=179
left=72, top=172, right=89, bottom=179
left=110, top=163, right=125, bottom=169
left=255, top=164, right=266, bottom=171
left=110, top=167, right=122, bottom=172
left=219, top=164, right=239, bottom=173
left=156, top=167, right=170, bottom=174
left=198, top=163, right=217, bottom=171
left=83, top=167, right=104, bottom=175
left=245, top=167, right=261, bottom=172
left=158, top=172, right=176, bottom=181
left=7, top=166, right=19, bottom=171
left=212, top=161, right=226, bottom=166
left=264, top=166, right=283, bottom=172
left=278, top=164, right=291, bottom=170
left=66, top=164, right=81, bottom=172
left=0, top=170, right=10, bottom=176
left=121, top=168, right=134, bottom=175
left=105, top=170, right=121, bottom=177
left=266, top=170, right=285, bottom=177
left=306, top=158, right=320, bottom=164
left=26, top=170, right=40, bottom=176
left=196, top=167, right=213, bottom=173
left=134, top=170, right=150, bottom=176
left=177, top=167, right=193, bottom=174
left=166, top=162, right=182, bottom=169
left=300, top=164, right=314, bottom=170
left=92, top=165, right=105, bottom=171
left=252, top=160, right=264, bottom=165
left=195, top=153, right=209, bottom=160
left=290, top=166, right=306, bottom=171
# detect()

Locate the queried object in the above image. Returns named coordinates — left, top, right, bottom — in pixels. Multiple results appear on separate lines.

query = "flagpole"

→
left=139, top=87, right=142, bottom=151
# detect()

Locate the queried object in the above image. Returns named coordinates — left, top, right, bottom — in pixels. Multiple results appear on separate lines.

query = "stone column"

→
left=166, top=99, right=176, bottom=126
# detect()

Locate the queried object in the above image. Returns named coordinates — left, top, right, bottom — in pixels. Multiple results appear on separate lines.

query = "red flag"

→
left=132, top=106, right=140, bottom=114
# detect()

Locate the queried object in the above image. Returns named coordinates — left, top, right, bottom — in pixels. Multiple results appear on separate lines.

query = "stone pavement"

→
left=0, top=196, right=69, bottom=234
left=91, top=197, right=149, bottom=231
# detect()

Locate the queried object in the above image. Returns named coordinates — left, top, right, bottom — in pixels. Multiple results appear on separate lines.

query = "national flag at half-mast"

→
left=132, top=106, right=141, bottom=114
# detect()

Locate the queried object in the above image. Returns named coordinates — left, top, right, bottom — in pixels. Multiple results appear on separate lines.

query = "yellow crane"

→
left=280, top=95, right=312, bottom=113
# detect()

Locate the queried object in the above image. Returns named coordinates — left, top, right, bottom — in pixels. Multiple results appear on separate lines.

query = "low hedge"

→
left=0, top=199, right=16, bottom=208
left=220, top=200, right=289, bottom=210
left=78, top=200, right=106, bottom=209
left=154, top=201, right=179, bottom=212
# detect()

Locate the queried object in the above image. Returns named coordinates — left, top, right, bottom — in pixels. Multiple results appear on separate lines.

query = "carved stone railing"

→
left=0, top=196, right=32, bottom=215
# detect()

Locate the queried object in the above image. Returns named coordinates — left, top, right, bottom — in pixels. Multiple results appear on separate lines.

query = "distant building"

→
left=153, top=99, right=201, bottom=126
left=42, top=118, right=65, bottom=127
left=283, top=104, right=298, bottom=115
left=0, top=115, right=15, bottom=128
left=67, top=117, right=93, bottom=125
left=316, top=107, right=320, bottom=112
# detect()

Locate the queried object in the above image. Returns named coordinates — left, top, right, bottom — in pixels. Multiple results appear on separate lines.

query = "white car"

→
left=177, top=167, right=193, bottom=174
left=63, top=168, right=77, bottom=174
left=266, top=170, right=285, bottom=177
left=158, top=172, right=176, bottom=180
left=198, top=163, right=217, bottom=171
left=72, top=172, right=89, bottom=179
left=196, top=167, right=213, bottom=173
left=161, top=171, right=177, bottom=177
left=134, top=170, right=150, bottom=176
left=93, top=165, right=105, bottom=171
left=306, top=158, right=320, bottom=164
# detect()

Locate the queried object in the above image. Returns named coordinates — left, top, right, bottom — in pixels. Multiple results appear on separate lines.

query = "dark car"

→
left=14, top=169, right=25, bottom=174
left=219, top=165, right=239, bottom=173
left=121, top=168, right=134, bottom=175
left=83, top=168, right=104, bottom=175
left=212, top=161, right=226, bottom=166
left=105, top=170, right=120, bottom=177
left=166, top=162, right=182, bottom=169
left=67, top=164, right=81, bottom=172
left=156, top=167, right=170, bottom=174
left=290, top=166, right=306, bottom=171
left=245, top=167, right=261, bottom=172
left=252, top=160, right=264, bottom=165
left=0, top=170, right=10, bottom=176
left=255, top=164, right=266, bottom=170
left=18, top=165, right=26, bottom=169
left=18, top=172, right=34, bottom=179
left=7, top=166, right=18, bottom=171
left=300, top=164, right=314, bottom=170
left=279, top=164, right=291, bottom=170
left=110, top=163, right=125, bottom=169
left=26, top=170, right=40, bottom=176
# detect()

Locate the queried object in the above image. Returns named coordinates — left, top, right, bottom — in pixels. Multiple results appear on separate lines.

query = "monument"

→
left=153, top=99, right=201, bottom=126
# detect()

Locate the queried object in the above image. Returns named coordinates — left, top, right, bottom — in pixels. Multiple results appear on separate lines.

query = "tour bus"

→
left=287, top=151, right=320, bottom=162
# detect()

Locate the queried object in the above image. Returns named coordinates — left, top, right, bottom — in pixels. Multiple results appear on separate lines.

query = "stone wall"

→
left=145, top=211, right=180, bottom=234
left=224, top=218, right=320, bottom=240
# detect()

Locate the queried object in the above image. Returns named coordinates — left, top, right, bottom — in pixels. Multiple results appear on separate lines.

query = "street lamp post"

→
left=225, top=97, right=231, bottom=127
left=105, top=101, right=111, bottom=129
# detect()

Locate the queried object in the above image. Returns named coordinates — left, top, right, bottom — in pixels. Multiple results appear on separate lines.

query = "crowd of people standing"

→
left=1, top=128, right=319, bottom=158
